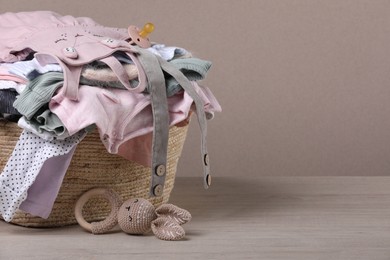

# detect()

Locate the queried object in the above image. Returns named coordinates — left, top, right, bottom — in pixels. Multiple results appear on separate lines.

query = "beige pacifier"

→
left=128, top=22, right=154, bottom=48
left=75, top=188, right=191, bottom=241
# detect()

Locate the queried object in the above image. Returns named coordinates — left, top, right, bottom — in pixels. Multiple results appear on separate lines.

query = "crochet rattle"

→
left=75, top=188, right=191, bottom=241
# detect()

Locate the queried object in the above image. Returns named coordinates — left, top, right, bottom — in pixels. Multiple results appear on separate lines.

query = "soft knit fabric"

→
left=165, top=57, right=212, bottom=96
left=18, top=114, right=70, bottom=141
left=0, top=89, right=20, bottom=115
left=81, top=63, right=138, bottom=87
left=13, top=72, right=64, bottom=120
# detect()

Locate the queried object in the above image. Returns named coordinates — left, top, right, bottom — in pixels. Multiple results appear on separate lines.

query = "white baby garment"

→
left=0, top=129, right=85, bottom=221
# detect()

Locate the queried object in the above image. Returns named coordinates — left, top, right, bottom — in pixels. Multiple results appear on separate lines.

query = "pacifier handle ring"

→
left=75, top=188, right=123, bottom=234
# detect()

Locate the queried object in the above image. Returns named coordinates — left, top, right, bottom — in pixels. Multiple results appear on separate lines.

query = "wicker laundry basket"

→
left=0, top=120, right=188, bottom=227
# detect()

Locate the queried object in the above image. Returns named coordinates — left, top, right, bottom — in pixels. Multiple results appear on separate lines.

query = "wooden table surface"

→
left=1, top=176, right=390, bottom=260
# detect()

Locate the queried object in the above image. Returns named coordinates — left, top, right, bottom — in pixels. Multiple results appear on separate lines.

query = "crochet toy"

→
left=75, top=188, right=191, bottom=241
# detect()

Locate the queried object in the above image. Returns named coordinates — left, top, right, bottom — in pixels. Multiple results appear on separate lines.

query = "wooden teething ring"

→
left=75, top=188, right=122, bottom=233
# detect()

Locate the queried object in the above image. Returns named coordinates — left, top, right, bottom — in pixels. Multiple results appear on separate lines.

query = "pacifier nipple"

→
left=139, top=23, right=154, bottom=39
left=128, top=22, right=155, bottom=48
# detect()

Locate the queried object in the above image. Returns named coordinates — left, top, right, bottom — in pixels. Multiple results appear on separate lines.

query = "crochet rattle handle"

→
left=75, top=188, right=123, bottom=234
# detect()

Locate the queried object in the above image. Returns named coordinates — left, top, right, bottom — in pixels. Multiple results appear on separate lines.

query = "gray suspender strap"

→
left=157, top=57, right=211, bottom=189
left=134, top=47, right=211, bottom=194
left=135, top=48, right=169, bottom=197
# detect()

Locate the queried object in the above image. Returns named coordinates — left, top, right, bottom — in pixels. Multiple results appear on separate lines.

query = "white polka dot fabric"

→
left=0, top=129, right=85, bottom=221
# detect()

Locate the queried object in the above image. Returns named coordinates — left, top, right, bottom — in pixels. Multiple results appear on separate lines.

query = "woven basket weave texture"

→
left=0, top=121, right=188, bottom=227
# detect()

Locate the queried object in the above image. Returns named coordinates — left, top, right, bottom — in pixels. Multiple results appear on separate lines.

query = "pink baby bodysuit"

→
left=49, top=82, right=220, bottom=165
left=0, top=11, right=127, bottom=63
left=0, top=11, right=146, bottom=101
left=50, top=85, right=151, bottom=154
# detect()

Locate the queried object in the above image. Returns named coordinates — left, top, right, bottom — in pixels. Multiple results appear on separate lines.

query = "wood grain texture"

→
left=1, top=176, right=390, bottom=260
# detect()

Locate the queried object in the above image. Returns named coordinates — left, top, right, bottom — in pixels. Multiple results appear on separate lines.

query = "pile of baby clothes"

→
left=0, top=11, right=221, bottom=222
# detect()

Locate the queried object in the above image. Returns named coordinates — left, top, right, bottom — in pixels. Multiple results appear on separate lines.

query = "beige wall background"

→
left=2, top=0, right=390, bottom=177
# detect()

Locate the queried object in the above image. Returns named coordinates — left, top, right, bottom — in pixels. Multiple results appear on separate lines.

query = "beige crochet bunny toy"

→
left=75, top=188, right=191, bottom=241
